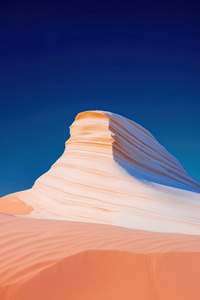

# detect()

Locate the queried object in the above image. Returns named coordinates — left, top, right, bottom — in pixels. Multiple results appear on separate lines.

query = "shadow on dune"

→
left=105, top=114, right=200, bottom=194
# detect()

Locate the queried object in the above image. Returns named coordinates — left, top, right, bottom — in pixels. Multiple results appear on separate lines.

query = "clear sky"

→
left=0, top=0, right=200, bottom=197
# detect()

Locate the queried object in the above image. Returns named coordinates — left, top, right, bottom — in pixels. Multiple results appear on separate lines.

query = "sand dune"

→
left=0, top=111, right=200, bottom=299
left=1, top=111, right=200, bottom=235
left=0, top=213, right=200, bottom=300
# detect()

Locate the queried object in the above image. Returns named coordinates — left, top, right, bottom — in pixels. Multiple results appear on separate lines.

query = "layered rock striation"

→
left=1, top=111, right=200, bottom=235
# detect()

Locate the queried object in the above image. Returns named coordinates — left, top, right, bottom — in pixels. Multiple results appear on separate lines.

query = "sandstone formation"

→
left=0, top=111, right=200, bottom=299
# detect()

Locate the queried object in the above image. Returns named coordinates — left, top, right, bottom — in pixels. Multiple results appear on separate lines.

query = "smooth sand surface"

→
left=1, top=213, right=200, bottom=300
left=0, top=193, right=33, bottom=215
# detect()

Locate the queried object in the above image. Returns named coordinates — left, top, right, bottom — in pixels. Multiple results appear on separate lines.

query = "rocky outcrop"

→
left=1, top=111, right=200, bottom=235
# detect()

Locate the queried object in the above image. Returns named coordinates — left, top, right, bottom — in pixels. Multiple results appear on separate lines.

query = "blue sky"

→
left=0, top=0, right=200, bottom=196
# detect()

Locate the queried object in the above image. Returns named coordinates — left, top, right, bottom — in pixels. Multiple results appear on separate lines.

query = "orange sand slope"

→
left=0, top=213, right=200, bottom=300
left=0, top=193, right=33, bottom=215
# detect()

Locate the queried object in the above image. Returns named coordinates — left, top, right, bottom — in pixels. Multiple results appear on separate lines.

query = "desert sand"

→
left=0, top=213, right=200, bottom=300
left=0, top=111, right=200, bottom=299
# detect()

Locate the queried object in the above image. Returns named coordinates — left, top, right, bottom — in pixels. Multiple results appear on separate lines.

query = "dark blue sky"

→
left=0, top=0, right=200, bottom=196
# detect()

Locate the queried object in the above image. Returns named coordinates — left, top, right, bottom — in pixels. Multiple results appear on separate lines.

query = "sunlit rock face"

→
left=1, top=111, right=200, bottom=235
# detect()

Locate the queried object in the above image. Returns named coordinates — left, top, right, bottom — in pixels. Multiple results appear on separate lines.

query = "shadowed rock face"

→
left=104, top=111, right=200, bottom=192
left=0, top=111, right=200, bottom=235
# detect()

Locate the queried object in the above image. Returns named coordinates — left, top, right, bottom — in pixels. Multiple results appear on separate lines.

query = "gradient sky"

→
left=0, top=0, right=200, bottom=197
